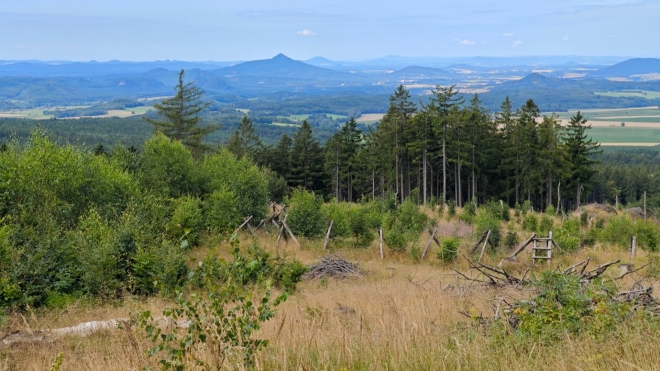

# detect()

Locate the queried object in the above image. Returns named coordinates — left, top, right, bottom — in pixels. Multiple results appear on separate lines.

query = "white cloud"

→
left=563, top=36, right=570, bottom=41
left=458, top=39, right=476, bottom=45
left=502, top=32, right=514, bottom=37
left=297, top=29, right=316, bottom=36
left=511, top=40, right=523, bottom=47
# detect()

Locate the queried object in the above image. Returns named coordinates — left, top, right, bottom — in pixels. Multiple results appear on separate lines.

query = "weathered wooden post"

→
left=379, top=227, right=384, bottom=259
left=631, top=235, right=637, bottom=260
left=421, top=228, right=438, bottom=260
left=323, top=220, right=334, bottom=250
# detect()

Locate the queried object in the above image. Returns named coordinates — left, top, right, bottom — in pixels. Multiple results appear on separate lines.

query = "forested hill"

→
left=215, top=54, right=347, bottom=79
left=591, top=58, right=660, bottom=78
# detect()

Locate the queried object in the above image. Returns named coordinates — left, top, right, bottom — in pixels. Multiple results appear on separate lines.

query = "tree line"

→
left=227, top=85, right=602, bottom=212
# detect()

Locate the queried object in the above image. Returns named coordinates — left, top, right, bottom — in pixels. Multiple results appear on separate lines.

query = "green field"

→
left=0, top=106, right=91, bottom=120
left=325, top=113, right=348, bottom=120
left=270, top=122, right=300, bottom=127
left=594, top=90, right=660, bottom=99
left=286, top=114, right=309, bottom=121
left=588, top=127, right=660, bottom=143
left=121, top=106, right=152, bottom=115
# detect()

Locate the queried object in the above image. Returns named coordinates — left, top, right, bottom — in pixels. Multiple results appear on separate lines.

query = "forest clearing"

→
left=2, top=202, right=660, bottom=370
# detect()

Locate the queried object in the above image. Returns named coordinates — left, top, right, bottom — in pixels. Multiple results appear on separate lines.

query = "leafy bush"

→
left=580, top=211, right=589, bottom=226
left=512, top=271, right=630, bottom=342
left=475, top=208, right=502, bottom=247
left=140, top=133, right=198, bottom=198
left=635, top=220, right=660, bottom=252
left=348, top=207, right=375, bottom=248
left=437, top=237, right=460, bottom=262
left=447, top=199, right=456, bottom=218
left=204, top=186, right=242, bottom=235
left=538, top=215, right=554, bottom=237
left=600, top=215, right=634, bottom=248
left=138, top=238, right=292, bottom=369
left=286, top=188, right=325, bottom=238
left=322, top=200, right=352, bottom=238
left=522, top=213, right=538, bottom=232
left=462, top=200, right=477, bottom=218
left=545, top=204, right=555, bottom=215
left=201, top=149, right=268, bottom=221
left=385, top=223, right=409, bottom=252
left=168, top=196, right=204, bottom=247
left=397, top=200, right=428, bottom=234
left=503, top=230, right=520, bottom=250
left=554, top=218, right=581, bottom=251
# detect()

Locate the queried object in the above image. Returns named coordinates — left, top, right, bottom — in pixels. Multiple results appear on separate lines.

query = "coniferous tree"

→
left=426, top=85, right=463, bottom=206
left=564, top=111, right=601, bottom=209
left=227, top=115, right=262, bottom=159
left=290, top=120, right=324, bottom=191
left=144, top=69, right=218, bottom=156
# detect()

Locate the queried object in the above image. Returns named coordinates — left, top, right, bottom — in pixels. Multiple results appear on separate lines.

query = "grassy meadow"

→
left=2, top=203, right=660, bottom=371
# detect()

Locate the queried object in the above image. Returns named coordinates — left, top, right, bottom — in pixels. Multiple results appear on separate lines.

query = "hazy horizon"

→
left=1, top=0, right=658, bottom=61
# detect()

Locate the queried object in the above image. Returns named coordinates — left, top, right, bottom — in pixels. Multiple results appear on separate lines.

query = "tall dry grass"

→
left=1, top=227, right=659, bottom=370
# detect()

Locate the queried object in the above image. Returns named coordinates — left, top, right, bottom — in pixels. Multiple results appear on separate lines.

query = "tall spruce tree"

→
left=564, top=111, right=601, bottom=209
left=425, top=85, right=463, bottom=206
left=290, top=120, right=324, bottom=191
left=227, top=115, right=262, bottom=159
left=144, top=69, right=217, bottom=155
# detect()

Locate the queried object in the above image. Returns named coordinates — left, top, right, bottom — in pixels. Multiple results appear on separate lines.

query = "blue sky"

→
left=1, top=0, right=658, bottom=61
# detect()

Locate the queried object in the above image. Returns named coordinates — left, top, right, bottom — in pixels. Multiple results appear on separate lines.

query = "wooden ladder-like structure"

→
left=532, top=231, right=553, bottom=263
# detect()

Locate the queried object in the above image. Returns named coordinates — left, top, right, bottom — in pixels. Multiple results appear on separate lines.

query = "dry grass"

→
left=2, top=222, right=660, bottom=370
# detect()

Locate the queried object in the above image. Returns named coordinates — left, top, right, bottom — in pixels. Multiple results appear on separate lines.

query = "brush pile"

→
left=304, top=255, right=365, bottom=280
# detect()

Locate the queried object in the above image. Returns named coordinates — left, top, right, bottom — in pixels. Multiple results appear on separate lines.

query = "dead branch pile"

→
left=456, top=253, right=530, bottom=287
left=304, top=255, right=365, bottom=280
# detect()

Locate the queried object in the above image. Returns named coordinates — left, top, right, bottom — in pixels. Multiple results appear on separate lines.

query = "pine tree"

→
left=564, top=111, right=601, bottom=209
left=143, top=69, right=218, bottom=155
left=227, top=115, right=262, bottom=159
left=290, top=120, right=324, bottom=191
left=425, top=85, right=463, bottom=206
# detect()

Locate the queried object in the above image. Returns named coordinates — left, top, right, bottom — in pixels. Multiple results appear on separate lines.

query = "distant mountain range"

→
left=590, top=58, right=660, bottom=78
left=1, top=54, right=660, bottom=110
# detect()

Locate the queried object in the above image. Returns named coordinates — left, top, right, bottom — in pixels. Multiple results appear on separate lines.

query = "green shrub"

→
left=348, top=207, right=375, bottom=248
left=522, top=213, right=538, bottom=232
left=554, top=218, right=581, bottom=251
left=322, top=200, right=352, bottom=238
left=447, top=199, right=456, bottom=218
left=201, top=150, right=268, bottom=221
left=286, top=188, right=325, bottom=238
left=168, top=196, right=204, bottom=247
left=437, top=237, right=460, bottom=262
left=503, top=230, right=520, bottom=250
left=140, top=133, right=198, bottom=198
left=474, top=209, right=501, bottom=247
left=600, top=215, right=634, bottom=248
left=580, top=211, right=589, bottom=226
left=539, top=215, right=554, bottom=237
left=385, top=223, right=409, bottom=252
left=635, top=220, right=660, bottom=252
left=204, top=186, right=242, bottom=235
left=138, top=239, right=291, bottom=369
left=512, top=271, right=630, bottom=342
left=545, top=204, right=555, bottom=215
left=522, top=200, right=532, bottom=214
left=463, top=200, right=477, bottom=218
left=397, top=200, right=428, bottom=234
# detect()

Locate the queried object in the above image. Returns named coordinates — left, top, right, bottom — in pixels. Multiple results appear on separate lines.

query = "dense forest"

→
left=229, top=85, right=658, bottom=213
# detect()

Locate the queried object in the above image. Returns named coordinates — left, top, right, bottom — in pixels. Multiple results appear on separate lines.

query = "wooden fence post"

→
left=421, top=228, right=438, bottom=260
left=323, top=220, right=334, bottom=250
left=379, top=227, right=384, bottom=259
